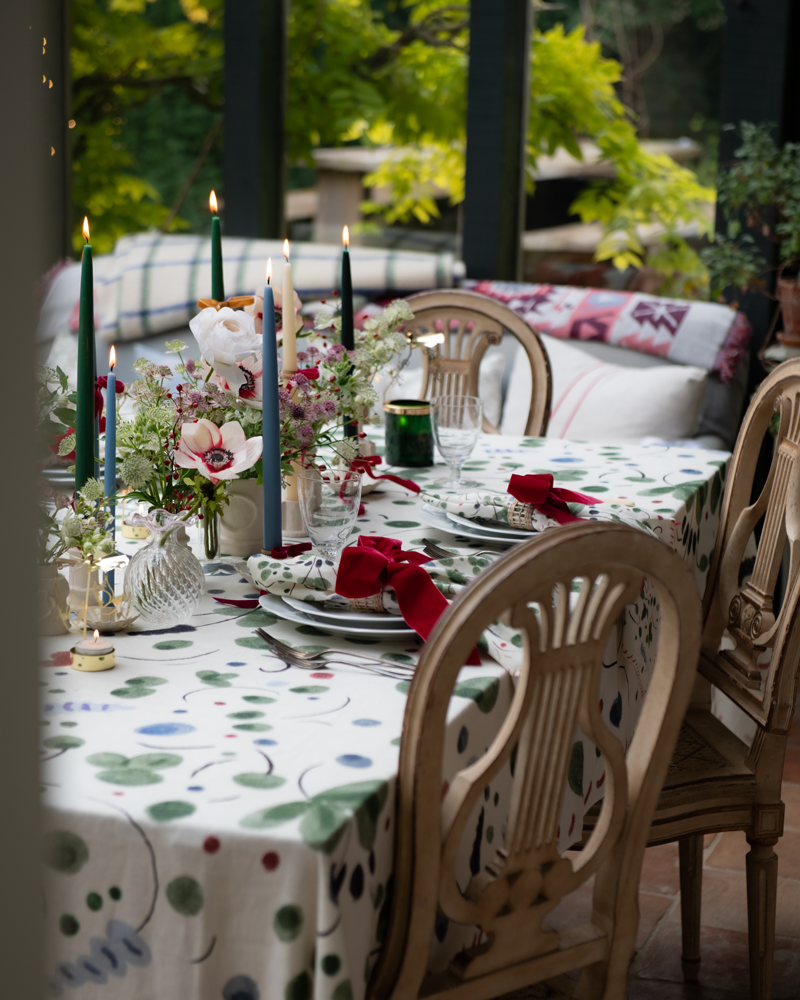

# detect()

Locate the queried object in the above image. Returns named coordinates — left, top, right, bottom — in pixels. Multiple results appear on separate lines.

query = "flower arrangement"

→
left=112, top=296, right=413, bottom=557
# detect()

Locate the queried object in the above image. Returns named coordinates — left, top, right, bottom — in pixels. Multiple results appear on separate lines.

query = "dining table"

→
left=41, top=433, right=730, bottom=1000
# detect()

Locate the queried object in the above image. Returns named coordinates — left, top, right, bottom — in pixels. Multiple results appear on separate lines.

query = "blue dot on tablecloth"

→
left=680, top=468, right=702, bottom=474
left=353, top=719, right=380, bottom=727
left=173, top=710, right=188, bottom=714
left=337, top=754, right=372, bottom=768
left=254, top=739, right=277, bottom=746
left=243, top=594, right=260, bottom=599
left=136, top=723, right=195, bottom=736
left=207, top=589, right=225, bottom=594
left=550, top=457, right=581, bottom=463
left=227, top=662, right=246, bottom=667
left=267, top=682, right=288, bottom=687
left=457, top=726, right=469, bottom=753
left=188, top=786, right=204, bottom=792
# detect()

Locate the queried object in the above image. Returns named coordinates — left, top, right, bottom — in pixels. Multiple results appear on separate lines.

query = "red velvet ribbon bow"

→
left=349, top=455, right=420, bottom=494
left=507, top=474, right=601, bottom=525
left=335, top=536, right=480, bottom=663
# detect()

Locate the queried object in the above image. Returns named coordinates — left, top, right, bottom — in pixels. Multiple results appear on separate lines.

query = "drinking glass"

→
left=298, top=467, right=362, bottom=561
left=431, top=395, right=484, bottom=489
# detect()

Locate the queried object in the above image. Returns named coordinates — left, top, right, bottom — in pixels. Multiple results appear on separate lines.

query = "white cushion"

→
left=500, top=334, right=708, bottom=443
left=380, top=350, right=506, bottom=428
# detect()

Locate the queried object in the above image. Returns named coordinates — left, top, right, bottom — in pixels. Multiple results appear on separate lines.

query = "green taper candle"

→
left=76, top=216, right=96, bottom=490
left=210, top=190, right=224, bottom=301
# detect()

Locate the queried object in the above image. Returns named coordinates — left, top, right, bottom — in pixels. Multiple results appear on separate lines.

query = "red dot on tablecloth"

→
left=214, top=702, right=226, bottom=705
left=262, top=851, right=279, bottom=871
left=311, top=672, right=334, bottom=679
left=225, top=734, right=237, bottom=739
left=113, top=792, right=124, bottom=796
left=203, top=836, right=220, bottom=853
left=49, top=651, right=72, bottom=666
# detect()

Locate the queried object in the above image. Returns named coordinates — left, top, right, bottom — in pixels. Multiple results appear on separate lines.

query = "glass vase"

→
left=201, top=511, right=221, bottom=562
left=125, top=510, right=205, bottom=626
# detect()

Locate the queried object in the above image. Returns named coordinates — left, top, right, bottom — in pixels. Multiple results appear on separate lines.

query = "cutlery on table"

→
left=254, top=629, right=416, bottom=680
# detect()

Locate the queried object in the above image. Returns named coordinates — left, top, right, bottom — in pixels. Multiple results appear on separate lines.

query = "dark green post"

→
left=462, top=0, right=533, bottom=280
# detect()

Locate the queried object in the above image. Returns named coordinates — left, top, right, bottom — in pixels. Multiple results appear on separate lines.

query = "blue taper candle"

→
left=261, top=260, right=283, bottom=552
left=103, top=347, right=117, bottom=601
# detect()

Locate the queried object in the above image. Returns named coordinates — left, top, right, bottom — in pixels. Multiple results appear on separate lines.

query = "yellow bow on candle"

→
left=196, top=296, right=255, bottom=311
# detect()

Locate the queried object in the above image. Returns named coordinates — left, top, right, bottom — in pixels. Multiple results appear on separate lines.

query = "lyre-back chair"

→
left=633, top=358, right=800, bottom=999
left=369, top=521, right=701, bottom=1000
left=403, top=289, right=552, bottom=436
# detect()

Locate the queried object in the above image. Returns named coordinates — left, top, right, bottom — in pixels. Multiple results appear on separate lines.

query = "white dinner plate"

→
left=418, top=503, right=516, bottom=544
left=259, top=594, right=418, bottom=639
left=444, top=510, right=533, bottom=539
left=281, top=595, right=408, bottom=628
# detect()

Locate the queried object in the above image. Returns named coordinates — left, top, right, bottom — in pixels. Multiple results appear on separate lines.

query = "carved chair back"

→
left=701, top=359, right=800, bottom=735
left=403, top=289, right=552, bottom=436
left=369, top=522, right=701, bottom=1000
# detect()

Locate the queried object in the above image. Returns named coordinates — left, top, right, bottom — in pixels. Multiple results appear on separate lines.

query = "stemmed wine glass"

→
left=431, top=395, right=484, bottom=489
left=298, top=466, right=362, bottom=561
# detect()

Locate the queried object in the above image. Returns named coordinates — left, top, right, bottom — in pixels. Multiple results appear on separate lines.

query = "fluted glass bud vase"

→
left=125, top=510, right=205, bottom=626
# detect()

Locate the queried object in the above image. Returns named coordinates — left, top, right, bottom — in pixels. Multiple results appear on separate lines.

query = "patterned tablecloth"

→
left=41, top=435, right=729, bottom=1000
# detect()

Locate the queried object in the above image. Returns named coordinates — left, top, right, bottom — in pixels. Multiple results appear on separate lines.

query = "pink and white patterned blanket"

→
left=464, top=280, right=752, bottom=383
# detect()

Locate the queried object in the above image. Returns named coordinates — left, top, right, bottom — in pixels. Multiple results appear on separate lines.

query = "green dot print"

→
left=109, top=886, right=122, bottom=901
left=153, top=640, right=193, bottom=650
left=321, top=954, right=341, bottom=976
left=285, top=971, right=311, bottom=1000
left=227, top=711, right=264, bottom=720
left=43, top=830, right=89, bottom=874
left=332, top=981, right=353, bottom=1000
left=166, top=875, right=204, bottom=916
left=274, top=904, right=303, bottom=942
left=233, top=774, right=286, bottom=789
left=86, top=892, right=102, bottom=912
left=146, top=801, right=196, bottom=823
left=59, top=914, right=80, bottom=936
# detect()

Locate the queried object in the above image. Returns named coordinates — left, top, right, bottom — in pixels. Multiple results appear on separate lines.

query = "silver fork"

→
left=421, top=538, right=502, bottom=560
left=254, top=629, right=416, bottom=679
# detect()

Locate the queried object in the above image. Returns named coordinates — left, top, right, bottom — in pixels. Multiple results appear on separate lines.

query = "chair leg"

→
left=678, top=835, right=703, bottom=981
left=745, top=834, right=778, bottom=1000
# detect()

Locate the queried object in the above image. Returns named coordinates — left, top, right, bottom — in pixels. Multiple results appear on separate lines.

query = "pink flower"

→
left=174, top=419, right=262, bottom=484
left=210, top=352, right=263, bottom=409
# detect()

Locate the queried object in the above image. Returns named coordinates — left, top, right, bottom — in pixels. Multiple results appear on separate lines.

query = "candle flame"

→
left=109, top=345, right=116, bottom=370
left=342, top=225, right=349, bottom=248
left=283, top=239, right=290, bottom=261
left=209, top=190, right=218, bottom=214
left=82, top=216, right=90, bottom=242
left=93, top=630, right=99, bottom=640
left=266, top=258, right=272, bottom=284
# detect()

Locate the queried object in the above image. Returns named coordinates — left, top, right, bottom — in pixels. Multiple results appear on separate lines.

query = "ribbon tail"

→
left=534, top=499, right=583, bottom=525
left=213, top=596, right=262, bottom=609
left=391, top=566, right=482, bottom=664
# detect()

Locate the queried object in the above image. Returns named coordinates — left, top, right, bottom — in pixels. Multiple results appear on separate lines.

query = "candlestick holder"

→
left=281, top=499, right=306, bottom=538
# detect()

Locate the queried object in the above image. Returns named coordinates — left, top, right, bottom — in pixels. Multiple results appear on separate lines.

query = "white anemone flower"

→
left=174, top=418, right=263, bottom=485
left=189, top=307, right=261, bottom=391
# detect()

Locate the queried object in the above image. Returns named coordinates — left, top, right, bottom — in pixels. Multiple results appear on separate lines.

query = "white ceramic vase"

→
left=220, top=479, right=264, bottom=556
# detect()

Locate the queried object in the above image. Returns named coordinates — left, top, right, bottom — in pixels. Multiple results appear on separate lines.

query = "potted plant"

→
left=702, top=121, right=800, bottom=345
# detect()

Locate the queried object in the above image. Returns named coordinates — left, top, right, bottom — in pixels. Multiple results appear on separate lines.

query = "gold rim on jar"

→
left=382, top=399, right=431, bottom=416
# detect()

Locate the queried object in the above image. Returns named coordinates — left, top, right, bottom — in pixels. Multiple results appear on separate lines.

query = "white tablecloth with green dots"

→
left=41, top=435, right=729, bottom=1000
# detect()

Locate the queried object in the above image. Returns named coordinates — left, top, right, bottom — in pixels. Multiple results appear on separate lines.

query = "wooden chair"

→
left=403, top=289, right=552, bottom=436
left=368, top=521, right=702, bottom=1000
left=581, top=358, right=800, bottom=998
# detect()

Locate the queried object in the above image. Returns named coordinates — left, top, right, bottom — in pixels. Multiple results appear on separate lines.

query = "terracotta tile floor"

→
left=624, top=706, right=800, bottom=999
left=545, top=707, right=800, bottom=999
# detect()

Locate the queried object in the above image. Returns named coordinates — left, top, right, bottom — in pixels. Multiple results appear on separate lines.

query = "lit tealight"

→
left=71, top=629, right=116, bottom=672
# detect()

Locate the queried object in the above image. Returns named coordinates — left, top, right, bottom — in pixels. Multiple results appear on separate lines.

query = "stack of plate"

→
left=259, top=593, right=418, bottom=639
left=418, top=502, right=533, bottom=544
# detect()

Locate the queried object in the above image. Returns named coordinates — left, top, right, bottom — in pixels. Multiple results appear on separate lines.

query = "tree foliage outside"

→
left=71, top=0, right=717, bottom=287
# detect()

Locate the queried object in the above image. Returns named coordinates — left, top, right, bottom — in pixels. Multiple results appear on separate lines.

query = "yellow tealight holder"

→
left=70, top=631, right=116, bottom=672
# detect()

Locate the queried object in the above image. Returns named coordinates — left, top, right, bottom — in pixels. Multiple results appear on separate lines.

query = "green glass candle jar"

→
left=383, top=399, right=434, bottom=467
